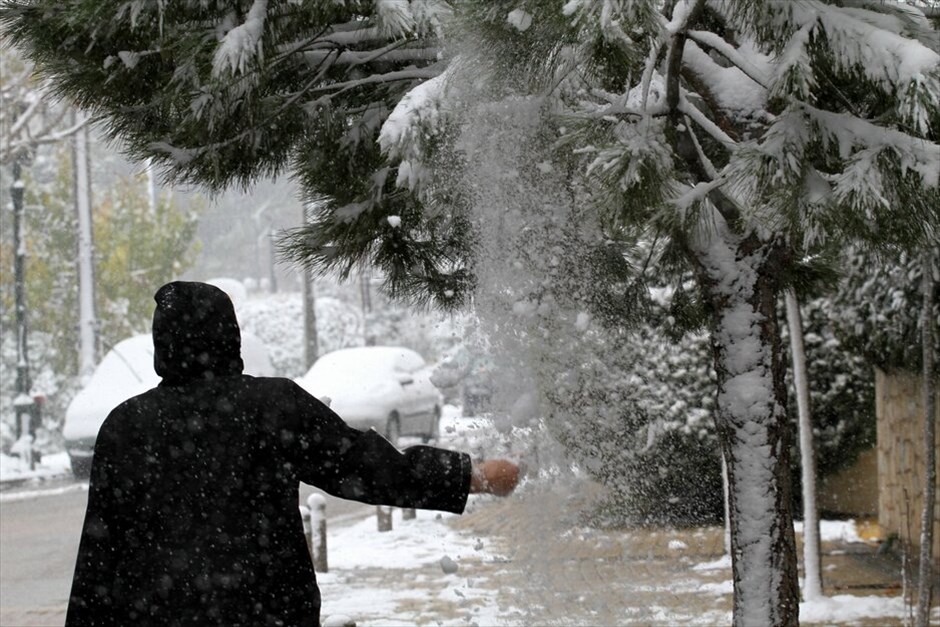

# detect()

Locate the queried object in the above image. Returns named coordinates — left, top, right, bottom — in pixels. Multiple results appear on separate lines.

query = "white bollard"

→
left=307, top=494, right=328, bottom=573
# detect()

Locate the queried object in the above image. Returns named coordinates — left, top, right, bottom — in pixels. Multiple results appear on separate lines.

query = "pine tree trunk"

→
left=694, top=226, right=799, bottom=627
left=785, top=288, right=823, bottom=600
left=915, top=251, right=936, bottom=627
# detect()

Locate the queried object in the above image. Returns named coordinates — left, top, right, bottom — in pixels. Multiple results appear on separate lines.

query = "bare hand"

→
left=470, top=459, right=521, bottom=496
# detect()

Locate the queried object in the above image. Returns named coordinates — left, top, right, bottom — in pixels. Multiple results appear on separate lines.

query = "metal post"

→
left=299, top=505, right=311, bottom=555
left=10, top=158, right=36, bottom=470
left=307, top=493, right=328, bottom=573
left=376, top=505, right=392, bottom=532
left=268, top=230, right=278, bottom=294
left=301, top=205, right=318, bottom=369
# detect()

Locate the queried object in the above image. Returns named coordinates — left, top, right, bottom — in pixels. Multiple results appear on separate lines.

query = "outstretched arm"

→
left=283, top=381, right=519, bottom=512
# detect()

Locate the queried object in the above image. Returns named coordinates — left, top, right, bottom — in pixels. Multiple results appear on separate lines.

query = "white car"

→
left=295, top=346, right=443, bottom=444
left=63, top=333, right=275, bottom=478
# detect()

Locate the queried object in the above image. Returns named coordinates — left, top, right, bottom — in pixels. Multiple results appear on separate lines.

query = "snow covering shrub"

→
left=553, top=317, right=724, bottom=527
left=0, top=330, right=78, bottom=454
left=237, top=290, right=463, bottom=378
left=830, top=248, right=940, bottom=375
left=781, top=295, right=876, bottom=482
left=237, top=293, right=364, bottom=378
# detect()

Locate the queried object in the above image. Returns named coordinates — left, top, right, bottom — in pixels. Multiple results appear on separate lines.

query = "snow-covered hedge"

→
left=830, top=248, right=939, bottom=375
left=237, top=293, right=364, bottom=378
left=782, top=296, right=876, bottom=480
left=237, top=290, right=463, bottom=379
left=542, top=288, right=877, bottom=526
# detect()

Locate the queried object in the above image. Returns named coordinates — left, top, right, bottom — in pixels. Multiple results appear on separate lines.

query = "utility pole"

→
left=146, top=158, right=159, bottom=215
left=360, top=271, right=374, bottom=346
left=301, top=204, right=318, bottom=369
left=10, top=156, right=37, bottom=469
left=72, top=110, right=97, bottom=380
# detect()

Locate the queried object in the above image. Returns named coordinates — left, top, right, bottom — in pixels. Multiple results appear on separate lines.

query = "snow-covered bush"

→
left=555, top=319, right=723, bottom=527
left=237, top=293, right=363, bottom=378
left=237, top=290, right=463, bottom=378
left=0, top=330, right=79, bottom=455
left=782, top=295, right=877, bottom=481
left=830, top=248, right=940, bottom=375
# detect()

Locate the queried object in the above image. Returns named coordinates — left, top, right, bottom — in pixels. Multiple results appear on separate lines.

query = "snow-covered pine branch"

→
left=212, top=0, right=268, bottom=78
left=300, top=46, right=439, bottom=68
left=379, top=70, right=449, bottom=192
left=767, top=0, right=940, bottom=134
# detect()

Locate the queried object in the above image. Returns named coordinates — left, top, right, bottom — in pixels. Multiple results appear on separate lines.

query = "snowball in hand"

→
left=439, top=555, right=459, bottom=574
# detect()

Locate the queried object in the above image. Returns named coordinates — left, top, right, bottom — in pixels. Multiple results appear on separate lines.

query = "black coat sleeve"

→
left=65, top=415, right=123, bottom=627
left=282, top=381, right=472, bottom=514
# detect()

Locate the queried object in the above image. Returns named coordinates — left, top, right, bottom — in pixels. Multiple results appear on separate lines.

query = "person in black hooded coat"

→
left=66, top=281, right=519, bottom=627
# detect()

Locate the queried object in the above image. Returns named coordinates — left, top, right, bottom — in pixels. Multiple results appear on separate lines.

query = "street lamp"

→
left=9, top=156, right=38, bottom=470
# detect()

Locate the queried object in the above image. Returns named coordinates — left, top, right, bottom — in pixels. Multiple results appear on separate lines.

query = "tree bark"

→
left=915, top=251, right=936, bottom=627
left=694, top=225, right=799, bottom=627
left=785, top=288, right=823, bottom=600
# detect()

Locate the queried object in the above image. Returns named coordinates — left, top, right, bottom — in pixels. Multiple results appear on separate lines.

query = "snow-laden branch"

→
left=686, top=30, right=770, bottom=88
left=305, top=66, right=442, bottom=98
left=7, top=96, right=42, bottom=138
left=682, top=41, right=768, bottom=119
left=300, top=46, right=439, bottom=68
left=665, top=0, right=698, bottom=35
left=318, top=26, right=383, bottom=46
left=678, top=93, right=738, bottom=148
left=772, top=0, right=940, bottom=102
left=800, top=102, right=940, bottom=187
left=379, top=69, right=450, bottom=191
left=212, top=0, right=268, bottom=78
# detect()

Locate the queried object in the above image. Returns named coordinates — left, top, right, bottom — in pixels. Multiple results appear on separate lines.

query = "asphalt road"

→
left=0, top=478, right=372, bottom=627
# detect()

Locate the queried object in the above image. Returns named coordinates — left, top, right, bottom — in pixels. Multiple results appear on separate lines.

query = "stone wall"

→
left=876, top=369, right=940, bottom=564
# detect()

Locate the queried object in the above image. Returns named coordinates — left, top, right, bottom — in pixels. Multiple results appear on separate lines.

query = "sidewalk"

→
left=319, top=476, right=930, bottom=626
left=453, top=479, right=923, bottom=626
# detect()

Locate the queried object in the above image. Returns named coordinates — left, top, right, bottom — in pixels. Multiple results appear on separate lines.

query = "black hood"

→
left=152, top=281, right=243, bottom=385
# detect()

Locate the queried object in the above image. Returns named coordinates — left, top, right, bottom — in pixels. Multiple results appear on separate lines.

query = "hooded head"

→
left=152, top=281, right=244, bottom=385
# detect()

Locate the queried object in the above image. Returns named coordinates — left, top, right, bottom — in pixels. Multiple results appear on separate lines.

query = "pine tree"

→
left=0, top=0, right=465, bottom=302
left=389, top=2, right=939, bottom=624
left=4, top=2, right=939, bottom=625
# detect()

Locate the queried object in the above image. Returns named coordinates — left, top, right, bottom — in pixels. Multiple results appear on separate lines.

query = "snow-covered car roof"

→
left=63, top=332, right=274, bottom=441
left=295, top=346, right=437, bottom=424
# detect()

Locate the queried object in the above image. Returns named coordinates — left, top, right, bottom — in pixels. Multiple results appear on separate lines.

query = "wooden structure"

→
left=876, top=369, right=940, bottom=564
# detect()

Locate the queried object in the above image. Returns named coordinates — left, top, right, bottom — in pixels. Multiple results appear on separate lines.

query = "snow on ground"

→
left=317, top=507, right=520, bottom=626
left=0, top=450, right=71, bottom=483
left=800, top=594, right=914, bottom=624
left=794, top=519, right=864, bottom=544
left=2, top=406, right=928, bottom=625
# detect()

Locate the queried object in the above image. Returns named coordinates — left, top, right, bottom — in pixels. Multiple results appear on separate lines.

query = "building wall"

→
left=818, top=447, right=878, bottom=517
left=876, top=369, right=940, bottom=564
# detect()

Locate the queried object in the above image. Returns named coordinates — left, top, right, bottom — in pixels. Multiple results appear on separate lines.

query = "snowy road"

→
left=0, top=478, right=374, bottom=626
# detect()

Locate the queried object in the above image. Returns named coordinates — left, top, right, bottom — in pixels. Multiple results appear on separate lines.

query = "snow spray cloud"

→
left=435, top=62, right=663, bottom=510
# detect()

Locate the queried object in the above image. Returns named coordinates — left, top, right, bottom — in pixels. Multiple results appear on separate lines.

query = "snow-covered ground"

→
left=2, top=407, right=934, bottom=625
left=0, top=450, right=71, bottom=484
left=317, top=507, right=519, bottom=626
